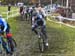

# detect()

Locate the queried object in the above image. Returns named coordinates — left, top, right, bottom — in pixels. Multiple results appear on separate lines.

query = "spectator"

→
left=19, top=6, right=24, bottom=15
left=8, top=4, right=11, bottom=12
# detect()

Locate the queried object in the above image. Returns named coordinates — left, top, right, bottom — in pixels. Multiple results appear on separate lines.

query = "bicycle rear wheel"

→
left=8, top=38, right=17, bottom=53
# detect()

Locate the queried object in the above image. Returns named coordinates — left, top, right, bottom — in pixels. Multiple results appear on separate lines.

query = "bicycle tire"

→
left=8, top=38, right=17, bottom=53
left=38, top=35, right=45, bottom=52
left=11, top=38, right=17, bottom=47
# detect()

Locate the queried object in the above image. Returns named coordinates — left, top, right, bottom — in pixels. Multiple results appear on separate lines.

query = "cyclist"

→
left=19, top=5, right=24, bottom=15
left=19, top=5, right=25, bottom=20
left=26, top=6, right=31, bottom=20
left=0, top=15, right=14, bottom=55
left=23, top=6, right=27, bottom=20
left=31, top=6, right=36, bottom=24
left=32, top=4, right=48, bottom=47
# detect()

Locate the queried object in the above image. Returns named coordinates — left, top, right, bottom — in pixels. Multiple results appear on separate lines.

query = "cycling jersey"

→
left=0, top=18, right=7, bottom=32
left=0, top=17, right=10, bottom=34
left=32, top=11, right=46, bottom=26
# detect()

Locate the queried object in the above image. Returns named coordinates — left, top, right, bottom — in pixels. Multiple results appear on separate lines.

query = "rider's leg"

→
left=0, top=27, right=10, bottom=54
left=29, top=13, right=32, bottom=24
left=25, top=13, right=26, bottom=20
left=32, top=25, right=38, bottom=35
left=2, top=38, right=11, bottom=54
left=41, top=25, right=48, bottom=46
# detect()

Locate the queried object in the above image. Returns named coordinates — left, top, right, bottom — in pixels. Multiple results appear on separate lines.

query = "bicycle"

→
left=0, top=31, right=17, bottom=56
left=0, top=31, right=10, bottom=55
left=37, top=26, right=48, bottom=52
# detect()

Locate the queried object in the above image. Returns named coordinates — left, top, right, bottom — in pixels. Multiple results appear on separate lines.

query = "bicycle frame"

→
left=0, top=34, right=11, bottom=54
left=37, top=26, right=46, bottom=52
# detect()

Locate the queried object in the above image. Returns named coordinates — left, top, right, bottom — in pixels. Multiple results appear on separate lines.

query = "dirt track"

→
left=14, top=18, right=42, bottom=56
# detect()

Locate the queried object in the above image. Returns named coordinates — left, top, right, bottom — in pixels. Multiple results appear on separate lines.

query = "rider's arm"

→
left=32, top=17, right=35, bottom=25
left=2, top=18, right=7, bottom=32
left=41, top=9, right=47, bottom=20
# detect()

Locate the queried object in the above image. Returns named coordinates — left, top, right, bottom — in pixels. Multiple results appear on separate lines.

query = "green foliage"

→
left=0, top=0, right=58, bottom=5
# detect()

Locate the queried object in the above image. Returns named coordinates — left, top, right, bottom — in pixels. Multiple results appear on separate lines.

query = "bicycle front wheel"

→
left=38, top=36, right=45, bottom=52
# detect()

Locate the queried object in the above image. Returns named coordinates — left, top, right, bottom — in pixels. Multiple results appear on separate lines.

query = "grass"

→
left=0, top=6, right=19, bottom=18
left=7, top=17, right=19, bottom=35
left=43, top=19, right=75, bottom=56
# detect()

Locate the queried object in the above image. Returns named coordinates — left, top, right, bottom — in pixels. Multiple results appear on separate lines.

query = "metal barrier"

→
left=46, top=12, right=75, bottom=28
left=1, top=9, right=19, bottom=20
